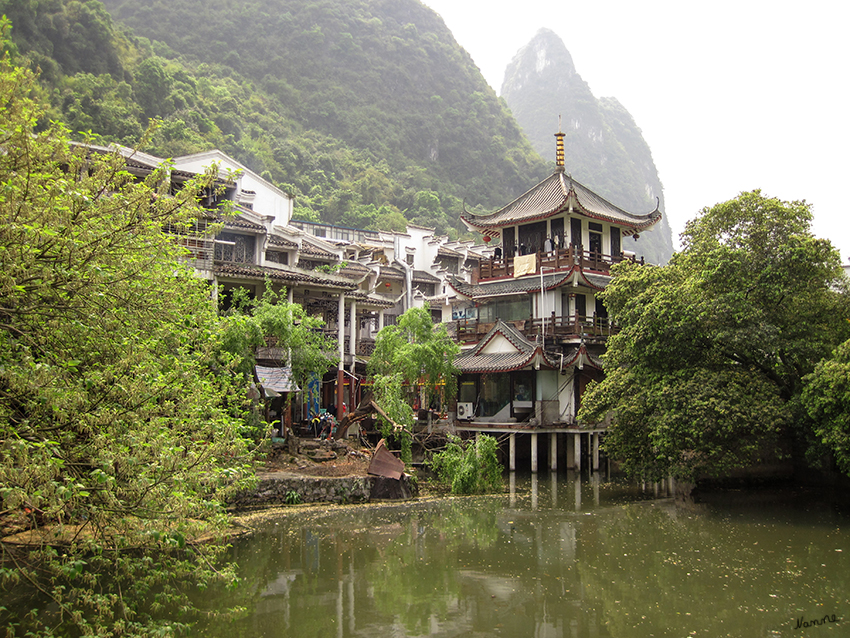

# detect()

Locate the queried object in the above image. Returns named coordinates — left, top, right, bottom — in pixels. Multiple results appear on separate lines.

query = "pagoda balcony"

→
left=455, top=313, right=618, bottom=344
left=478, top=245, right=644, bottom=281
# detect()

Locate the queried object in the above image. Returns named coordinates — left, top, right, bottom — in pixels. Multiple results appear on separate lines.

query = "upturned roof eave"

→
left=460, top=171, right=661, bottom=232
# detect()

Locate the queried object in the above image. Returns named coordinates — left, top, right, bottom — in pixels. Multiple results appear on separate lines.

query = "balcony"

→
left=455, top=313, right=617, bottom=344
left=479, top=245, right=644, bottom=281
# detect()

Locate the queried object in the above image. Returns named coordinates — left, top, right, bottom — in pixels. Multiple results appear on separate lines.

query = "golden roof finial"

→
left=554, top=115, right=565, bottom=171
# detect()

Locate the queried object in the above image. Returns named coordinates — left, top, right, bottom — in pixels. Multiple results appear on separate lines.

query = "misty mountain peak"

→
left=501, top=29, right=674, bottom=264
left=502, top=28, right=577, bottom=92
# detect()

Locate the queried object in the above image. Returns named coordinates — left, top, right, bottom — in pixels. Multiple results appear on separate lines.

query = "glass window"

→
left=480, top=374, right=510, bottom=417
left=478, top=296, right=532, bottom=323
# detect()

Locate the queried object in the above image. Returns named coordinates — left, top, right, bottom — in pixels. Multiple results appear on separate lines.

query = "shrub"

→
left=429, top=434, right=503, bottom=495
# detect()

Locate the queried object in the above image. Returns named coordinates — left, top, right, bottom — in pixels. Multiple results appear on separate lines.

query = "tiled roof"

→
left=447, top=272, right=573, bottom=299
left=224, top=216, right=265, bottom=232
left=299, top=239, right=338, bottom=259
left=347, top=291, right=396, bottom=308
left=379, top=266, right=406, bottom=281
left=455, top=320, right=560, bottom=373
left=337, top=261, right=372, bottom=278
left=268, top=235, right=297, bottom=248
left=437, top=245, right=463, bottom=258
left=412, top=270, right=440, bottom=283
left=460, top=170, right=661, bottom=233
left=214, top=262, right=356, bottom=290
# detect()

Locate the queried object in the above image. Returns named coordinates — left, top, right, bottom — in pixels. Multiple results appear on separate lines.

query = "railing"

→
left=527, top=313, right=617, bottom=340
left=455, top=314, right=617, bottom=343
left=479, top=245, right=643, bottom=280
left=174, top=236, right=213, bottom=270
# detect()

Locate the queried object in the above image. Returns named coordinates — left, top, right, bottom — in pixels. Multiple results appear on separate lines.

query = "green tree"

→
left=218, top=283, right=339, bottom=438
left=368, top=305, right=459, bottom=462
left=0, top=49, right=253, bottom=635
left=429, top=434, right=503, bottom=494
left=579, top=191, right=850, bottom=481
left=802, top=339, right=850, bottom=474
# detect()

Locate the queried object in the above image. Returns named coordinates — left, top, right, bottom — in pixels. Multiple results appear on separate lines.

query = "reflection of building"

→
left=451, top=132, right=662, bottom=472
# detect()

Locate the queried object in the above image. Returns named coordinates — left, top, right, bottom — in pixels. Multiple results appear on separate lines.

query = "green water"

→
left=199, top=474, right=850, bottom=637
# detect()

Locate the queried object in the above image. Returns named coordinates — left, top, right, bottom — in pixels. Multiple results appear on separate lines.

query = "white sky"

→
left=422, top=0, right=850, bottom=260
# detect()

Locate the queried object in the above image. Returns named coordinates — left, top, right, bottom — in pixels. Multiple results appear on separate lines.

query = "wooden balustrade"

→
left=478, top=245, right=644, bottom=281
left=454, top=314, right=617, bottom=343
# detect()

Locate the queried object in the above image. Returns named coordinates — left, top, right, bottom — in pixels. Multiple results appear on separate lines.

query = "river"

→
left=196, top=473, right=850, bottom=637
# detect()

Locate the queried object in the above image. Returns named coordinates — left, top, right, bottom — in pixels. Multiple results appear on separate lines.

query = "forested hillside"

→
left=502, top=29, right=674, bottom=264
left=1, top=0, right=549, bottom=236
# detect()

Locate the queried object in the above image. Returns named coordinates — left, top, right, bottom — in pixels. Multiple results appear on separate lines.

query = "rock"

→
left=369, top=473, right=418, bottom=501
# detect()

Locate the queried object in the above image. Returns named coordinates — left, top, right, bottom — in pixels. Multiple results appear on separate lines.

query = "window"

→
left=266, top=250, right=289, bottom=265
left=214, top=232, right=255, bottom=264
left=478, top=296, right=532, bottom=323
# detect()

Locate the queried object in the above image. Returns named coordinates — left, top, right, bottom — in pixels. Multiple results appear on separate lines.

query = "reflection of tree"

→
left=193, top=486, right=850, bottom=638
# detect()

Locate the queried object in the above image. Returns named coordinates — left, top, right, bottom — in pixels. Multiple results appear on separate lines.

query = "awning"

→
left=255, top=365, right=300, bottom=394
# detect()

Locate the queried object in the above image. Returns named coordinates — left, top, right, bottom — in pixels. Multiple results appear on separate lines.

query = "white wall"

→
left=172, top=150, right=294, bottom=226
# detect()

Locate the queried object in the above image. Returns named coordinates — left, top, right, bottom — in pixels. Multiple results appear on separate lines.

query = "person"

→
left=320, top=413, right=337, bottom=440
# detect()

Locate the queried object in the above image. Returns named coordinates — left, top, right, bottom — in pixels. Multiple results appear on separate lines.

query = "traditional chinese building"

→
left=450, top=132, right=662, bottom=472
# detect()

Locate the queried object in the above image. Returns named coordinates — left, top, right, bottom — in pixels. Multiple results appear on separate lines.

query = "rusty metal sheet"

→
left=367, top=439, right=404, bottom=480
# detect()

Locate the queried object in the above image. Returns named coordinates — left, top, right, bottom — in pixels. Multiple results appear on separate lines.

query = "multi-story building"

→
left=450, top=132, right=662, bottom=471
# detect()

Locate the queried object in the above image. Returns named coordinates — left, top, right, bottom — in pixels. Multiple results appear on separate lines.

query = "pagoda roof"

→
left=455, top=320, right=560, bottom=373
left=455, top=320, right=604, bottom=374
left=460, top=170, right=661, bottom=234
left=446, top=266, right=609, bottom=299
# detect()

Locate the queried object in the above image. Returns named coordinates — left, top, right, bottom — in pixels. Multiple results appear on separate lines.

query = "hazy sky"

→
left=422, top=0, right=850, bottom=260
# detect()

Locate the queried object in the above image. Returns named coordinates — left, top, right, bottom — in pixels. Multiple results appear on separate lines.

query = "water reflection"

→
left=197, top=473, right=850, bottom=637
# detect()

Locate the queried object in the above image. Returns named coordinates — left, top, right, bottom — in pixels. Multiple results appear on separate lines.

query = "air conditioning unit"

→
left=457, top=402, right=474, bottom=420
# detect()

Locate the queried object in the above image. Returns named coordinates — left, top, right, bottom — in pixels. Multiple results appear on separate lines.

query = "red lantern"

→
left=385, top=281, right=391, bottom=288
left=483, top=235, right=492, bottom=243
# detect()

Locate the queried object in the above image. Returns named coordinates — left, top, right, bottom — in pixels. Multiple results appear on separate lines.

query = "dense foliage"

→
left=218, top=284, right=339, bottom=438
left=0, top=41, right=254, bottom=636
left=579, top=191, right=850, bottom=481
left=429, top=434, right=503, bottom=495
left=502, top=28, right=674, bottom=265
left=368, top=306, right=459, bottom=462
left=2, top=0, right=550, bottom=239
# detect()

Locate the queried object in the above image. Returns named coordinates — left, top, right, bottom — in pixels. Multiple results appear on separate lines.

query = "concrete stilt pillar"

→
left=549, top=432, right=558, bottom=472
left=509, top=472, right=516, bottom=507
left=592, top=433, right=600, bottom=472
left=573, top=432, right=581, bottom=472
left=531, top=432, right=539, bottom=473
left=509, top=433, right=516, bottom=472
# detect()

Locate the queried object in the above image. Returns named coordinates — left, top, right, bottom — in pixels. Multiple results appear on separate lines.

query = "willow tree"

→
left=579, top=191, right=850, bottom=481
left=0, top=41, right=253, bottom=636
left=367, top=305, right=459, bottom=462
